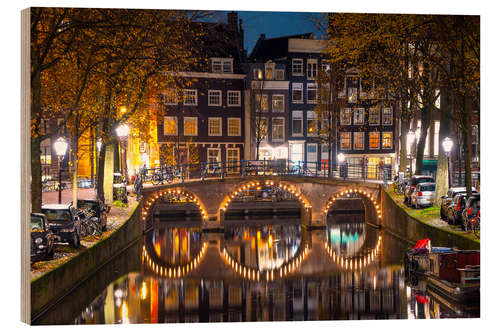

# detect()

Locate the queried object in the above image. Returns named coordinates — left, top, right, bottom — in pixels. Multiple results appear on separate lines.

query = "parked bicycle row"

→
left=393, top=174, right=480, bottom=238
left=30, top=198, right=109, bottom=262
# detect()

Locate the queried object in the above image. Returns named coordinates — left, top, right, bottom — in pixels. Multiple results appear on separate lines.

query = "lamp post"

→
left=54, top=137, right=68, bottom=204
left=442, top=137, right=453, bottom=188
left=338, top=153, right=346, bottom=179
left=116, top=124, right=130, bottom=182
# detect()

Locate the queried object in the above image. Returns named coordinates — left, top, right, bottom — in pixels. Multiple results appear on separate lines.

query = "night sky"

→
left=215, top=11, right=326, bottom=54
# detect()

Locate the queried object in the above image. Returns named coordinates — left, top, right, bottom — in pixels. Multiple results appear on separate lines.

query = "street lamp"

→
left=443, top=137, right=453, bottom=187
left=54, top=137, right=68, bottom=204
left=96, top=138, right=102, bottom=153
left=338, top=153, right=346, bottom=179
left=116, top=124, right=130, bottom=181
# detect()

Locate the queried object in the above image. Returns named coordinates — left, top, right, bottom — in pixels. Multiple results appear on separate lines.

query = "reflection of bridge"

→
left=140, top=176, right=382, bottom=229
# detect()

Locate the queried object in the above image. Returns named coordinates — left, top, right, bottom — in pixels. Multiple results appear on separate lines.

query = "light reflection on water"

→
left=72, top=215, right=479, bottom=324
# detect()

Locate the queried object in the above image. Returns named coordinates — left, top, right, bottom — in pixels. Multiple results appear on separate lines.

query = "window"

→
left=369, top=108, right=380, bottom=125
left=208, top=90, right=222, bottom=106
left=228, top=118, right=241, bottom=136
left=307, top=111, right=318, bottom=136
left=184, top=117, right=198, bottom=136
left=320, top=83, right=332, bottom=104
left=340, top=108, right=351, bottom=125
left=253, top=68, right=263, bottom=80
left=40, top=139, right=51, bottom=165
left=183, top=89, right=197, bottom=106
left=40, top=119, right=49, bottom=135
left=164, top=116, right=178, bottom=135
left=275, top=69, right=285, bottom=80
left=212, top=58, right=233, bottom=73
left=307, top=59, right=318, bottom=80
left=382, top=107, right=393, bottom=125
left=292, top=59, right=303, bottom=76
left=307, top=83, right=317, bottom=104
left=292, top=111, right=303, bottom=136
left=207, top=148, right=221, bottom=165
left=369, top=132, right=380, bottom=149
left=353, top=108, right=364, bottom=125
left=272, top=117, right=285, bottom=141
left=354, top=132, right=364, bottom=150
left=340, top=132, right=351, bottom=150
left=257, top=118, right=268, bottom=141
left=348, top=87, right=357, bottom=103
left=272, top=95, right=285, bottom=112
left=255, top=94, right=268, bottom=112
left=292, top=83, right=303, bottom=103
left=227, top=91, right=241, bottom=106
left=382, top=132, right=392, bottom=149
left=162, top=89, right=178, bottom=105
left=227, top=148, right=240, bottom=170
left=208, top=117, right=222, bottom=136
left=265, top=62, right=274, bottom=80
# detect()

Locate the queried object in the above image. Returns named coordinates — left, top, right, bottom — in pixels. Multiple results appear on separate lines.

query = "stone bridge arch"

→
left=141, top=176, right=382, bottom=229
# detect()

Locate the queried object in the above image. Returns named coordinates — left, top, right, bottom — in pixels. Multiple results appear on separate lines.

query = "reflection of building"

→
left=152, top=227, right=202, bottom=265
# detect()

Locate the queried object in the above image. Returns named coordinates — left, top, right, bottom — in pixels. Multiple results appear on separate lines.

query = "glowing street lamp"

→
left=443, top=137, right=454, bottom=187
left=54, top=137, right=68, bottom=204
left=116, top=124, right=130, bottom=181
left=96, top=138, right=103, bottom=152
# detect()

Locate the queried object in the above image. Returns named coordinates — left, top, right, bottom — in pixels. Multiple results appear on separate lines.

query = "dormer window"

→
left=265, top=61, right=275, bottom=80
left=212, top=58, right=233, bottom=73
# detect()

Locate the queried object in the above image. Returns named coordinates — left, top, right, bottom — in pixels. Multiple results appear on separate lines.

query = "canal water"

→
left=33, top=207, right=480, bottom=325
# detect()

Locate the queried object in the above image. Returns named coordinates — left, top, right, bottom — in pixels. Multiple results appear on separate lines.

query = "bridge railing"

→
left=133, top=160, right=393, bottom=185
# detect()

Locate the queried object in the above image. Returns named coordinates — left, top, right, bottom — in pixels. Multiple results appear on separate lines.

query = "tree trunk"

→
left=72, top=112, right=79, bottom=208
left=31, top=137, right=42, bottom=212
left=97, top=145, right=106, bottom=201
left=463, top=97, right=473, bottom=197
left=399, top=118, right=409, bottom=176
left=104, top=144, right=115, bottom=204
left=415, top=104, right=431, bottom=175
left=435, top=86, right=453, bottom=206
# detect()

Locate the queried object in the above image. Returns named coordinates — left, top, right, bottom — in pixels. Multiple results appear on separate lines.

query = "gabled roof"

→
left=249, top=33, right=315, bottom=62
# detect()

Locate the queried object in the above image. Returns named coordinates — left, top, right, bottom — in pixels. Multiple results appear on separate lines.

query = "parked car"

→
left=41, top=203, right=82, bottom=247
left=446, top=193, right=468, bottom=226
left=410, top=182, right=436, bottom=209
left=77, top=199, right=109, bottom=231
left=462, top=194, right=480, bottom=231
left=404, top=175, right=435, bottom=204
left=30, top=213, right=55, bottom=262
left=440, top=187, right=477, bottom=220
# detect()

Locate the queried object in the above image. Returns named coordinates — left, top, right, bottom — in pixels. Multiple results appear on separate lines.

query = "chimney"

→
left=227, top=11, right=237, bottom=29
left=260, top=33, right=266, bottom=39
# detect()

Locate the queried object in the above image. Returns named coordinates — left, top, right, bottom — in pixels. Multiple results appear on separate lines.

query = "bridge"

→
left=139, top=174, right=383, bottom=230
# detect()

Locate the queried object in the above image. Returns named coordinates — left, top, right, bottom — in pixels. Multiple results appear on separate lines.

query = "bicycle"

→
left=469, top=211, right=480, bottom=238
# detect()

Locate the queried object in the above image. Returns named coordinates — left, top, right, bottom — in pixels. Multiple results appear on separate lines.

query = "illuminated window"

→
left=183, top=117, right=198, bottom=136
left=253, top=68, right=263, bottom=80
left=208, top=90, right=222, bottom=106
left=307, top=111, right=318, bottom=136
left=208, top=117, right=221, bottom=136
left=272, top=95, right=285, bottom=112
left=340, top=108, right=351, bottom=125
left=255, top=94, right=268, bottom=112
left=227, top=148, right=240, bottom=171
left=183, top=89, right=197, bottom=106
left=292, top=83, right=303, bottom=103
left=348, top=87, right=357, bottom=103
left=272, top=117, right=285, bottom=141
left=382, top=107, right=393, bottom=125
left=265, top=62, right=274, bottom=80
left=340, top=132, right=351, bottom=150
left=382, top=132, right=392, bottom=149
left=353, top=108, right=364, bottom=125
left=369, top=108, right=380, bottom=125
left=257, top=118, right=268, bottom=141
left=40, top=139, right=51, bottom=165
left=227, top=91, right=241, bottom=106
left=207, top=148, right=220, bottom=164
left=354, top=132, right=364, bottom=150
left=228, top=118, right=241, bottom=136
left=369, top=132, right=380, bottom=149
left=164, top=116, right=177, bottom=135
left=292, top=58, right=303, bottom=76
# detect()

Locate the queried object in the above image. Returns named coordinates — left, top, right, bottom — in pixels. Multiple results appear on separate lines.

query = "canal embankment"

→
left=30, top=199, right=143, bottom=322
left=381, top=187, right=480, bottom=250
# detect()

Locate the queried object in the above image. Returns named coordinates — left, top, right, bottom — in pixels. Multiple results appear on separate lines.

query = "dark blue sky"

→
left=215, top=11, right=326, bottom=54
